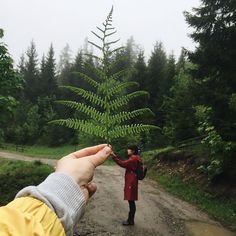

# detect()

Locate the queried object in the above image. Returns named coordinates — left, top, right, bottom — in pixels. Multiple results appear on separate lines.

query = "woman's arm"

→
left=112, top=153, right=135, bottom=169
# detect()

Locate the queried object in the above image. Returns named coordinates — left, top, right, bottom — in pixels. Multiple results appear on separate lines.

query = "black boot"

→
left=122, top=213, right=134, bottom=226
left=122, top=220, right=134, bottom=226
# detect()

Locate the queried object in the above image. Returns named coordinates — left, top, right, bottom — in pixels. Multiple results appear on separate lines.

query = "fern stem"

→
left=103, top=16, right=110, bottom=143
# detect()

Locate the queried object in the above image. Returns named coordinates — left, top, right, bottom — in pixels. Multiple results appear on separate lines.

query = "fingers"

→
left=72, top=144, right=108, bottom=158
left=84, top=145, right=112, bottom=168
left=81, top=187, right=89, bottom=202
left=81, top=183, right=97, bottom=202
left=87, top=183, right=97, bottom=198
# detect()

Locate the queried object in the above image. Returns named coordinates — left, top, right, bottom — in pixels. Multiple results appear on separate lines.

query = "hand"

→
left=55, top=144, right=112, bottom=202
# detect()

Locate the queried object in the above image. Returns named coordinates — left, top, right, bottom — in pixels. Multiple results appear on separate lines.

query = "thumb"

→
left=85, top=145, right=112, bottom=168
left=81, top=183, right=97, bottom=202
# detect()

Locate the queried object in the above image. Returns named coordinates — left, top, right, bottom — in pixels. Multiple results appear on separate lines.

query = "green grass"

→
left=0, top=143, right=84, bottom=159
left=0, top=158, right=53, bottom=205
left=143, top=149, right=236, bottom=231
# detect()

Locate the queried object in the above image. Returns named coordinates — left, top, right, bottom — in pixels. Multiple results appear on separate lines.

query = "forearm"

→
left=112, top=154, right=135, bottom=169
left=112, top=155, right=126, bottom=168
left=16, top=172, right=86, bottom=236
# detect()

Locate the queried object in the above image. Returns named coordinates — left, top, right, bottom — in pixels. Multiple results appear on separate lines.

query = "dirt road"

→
left=0, top=151, right=235, bottom=236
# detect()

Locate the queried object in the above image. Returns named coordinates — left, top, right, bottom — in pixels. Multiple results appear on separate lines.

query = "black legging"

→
left=128, top=200, right=136, bottom=220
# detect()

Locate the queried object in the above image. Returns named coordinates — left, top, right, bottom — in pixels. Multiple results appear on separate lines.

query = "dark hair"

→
left=127, top=145, right=140, bottom=155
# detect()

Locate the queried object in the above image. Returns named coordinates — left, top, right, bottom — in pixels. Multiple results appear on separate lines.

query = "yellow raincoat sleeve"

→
left=0, top=197, right=65, bottom=236
left=0, top=173, right=86, bottom=236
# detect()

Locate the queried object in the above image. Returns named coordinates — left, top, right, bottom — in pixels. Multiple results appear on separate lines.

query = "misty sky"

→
left=1, top=0, right=200, bottom=64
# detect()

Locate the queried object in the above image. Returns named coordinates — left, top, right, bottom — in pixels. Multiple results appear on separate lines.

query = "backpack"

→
left=136, top=162, right=147, bottom=180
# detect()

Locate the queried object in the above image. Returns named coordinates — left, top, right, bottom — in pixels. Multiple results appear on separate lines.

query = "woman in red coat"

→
left=112, top=145, right=142, bottom=226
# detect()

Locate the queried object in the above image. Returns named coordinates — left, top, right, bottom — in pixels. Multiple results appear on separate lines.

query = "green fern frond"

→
left=71, top=72, right=99, bottom=88
left=60, top=86, right=106, bottom=108
left=105, top=39, right=120, bottom=47
left=96, top=26, right=105, bottom=34
left=108, top=81, right=139, bottom=97
left=109, top=124, right=160, bottom=138
left=109, top=91, right=149, bottom=111
left=91, top=31, right=103, bottom=41
left=84, top=53, right=102, bottom=62
left=88, top=41, right=103, bottom=51
left=83, top=63, right=106, bottom=81
left=56, top=100, right=103, bottom=121
left=108, top=108, right=154, bottom=125
left=109, top=46, right=125, bottom=55
left=105, top=30, right=117, bottom=37
left=110, top=69, right=131, bottom=80
left=52, top=7, right=159, bottom=144
left=98, top=80, right=117, bottom=95
left=50, top=119, right=106, bottom=138
left=106, top=27, right=115, bottom=30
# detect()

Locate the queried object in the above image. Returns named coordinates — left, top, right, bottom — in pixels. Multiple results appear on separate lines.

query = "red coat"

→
left=112, top=155, right=142, bottom=201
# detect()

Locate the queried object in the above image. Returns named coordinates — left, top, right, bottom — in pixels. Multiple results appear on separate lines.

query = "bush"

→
left=195, top=105, right=233, bottom=180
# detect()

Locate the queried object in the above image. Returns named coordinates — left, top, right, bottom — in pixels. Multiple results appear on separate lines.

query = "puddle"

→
left=185, top=221, right=235, bottom=236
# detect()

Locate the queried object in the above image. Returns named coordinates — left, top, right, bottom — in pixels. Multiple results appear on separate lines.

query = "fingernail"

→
left=103, top=146, right=111, bottom=155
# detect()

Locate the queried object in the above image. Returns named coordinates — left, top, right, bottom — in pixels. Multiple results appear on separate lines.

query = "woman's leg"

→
left=128, top=200, right=136, bottom=223
left=123, top=200, right=136, bottom=225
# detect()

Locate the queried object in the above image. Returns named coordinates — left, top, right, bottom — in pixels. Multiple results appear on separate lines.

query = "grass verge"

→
left=0, top=158, right=53, bottom=205
left=142, top=149, right=236, bottom=231
left=0, top=143, right=84, bottom=159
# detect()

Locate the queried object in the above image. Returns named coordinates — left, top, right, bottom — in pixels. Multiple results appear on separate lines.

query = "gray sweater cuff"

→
left=16, top=172, right=86, bottom=236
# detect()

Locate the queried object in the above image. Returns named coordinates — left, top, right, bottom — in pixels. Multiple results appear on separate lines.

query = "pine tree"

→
left=45, top=44, right=57, bottom=96
left=176, top=48, right=187, bottom=73
left=166, top=53, right=176, bottom=89
left=57, top=43, right=72, bottom=79
left=51, top=7, right=158, bottom=143
left=111, top=36, right=138, bottom=80
left=37, top=45, right=58, bottom=144
left=74, top=50, right=84, bottom=73
left=184, top=0, right=236, bottom=140
left=63, top=50, right=87, bottom=103
left=130, top=51, right=148, bottom=110
left=40, top=54, right=46, bottom=93
left=66, top=50, right=84, bottom=88
left=18, top=54, right=26, bottom=74
left=24, top=41, right=40, bottom=102
left=163, top=63, right=198, bottom=142
left=147, top=42, right=168, bottom=126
